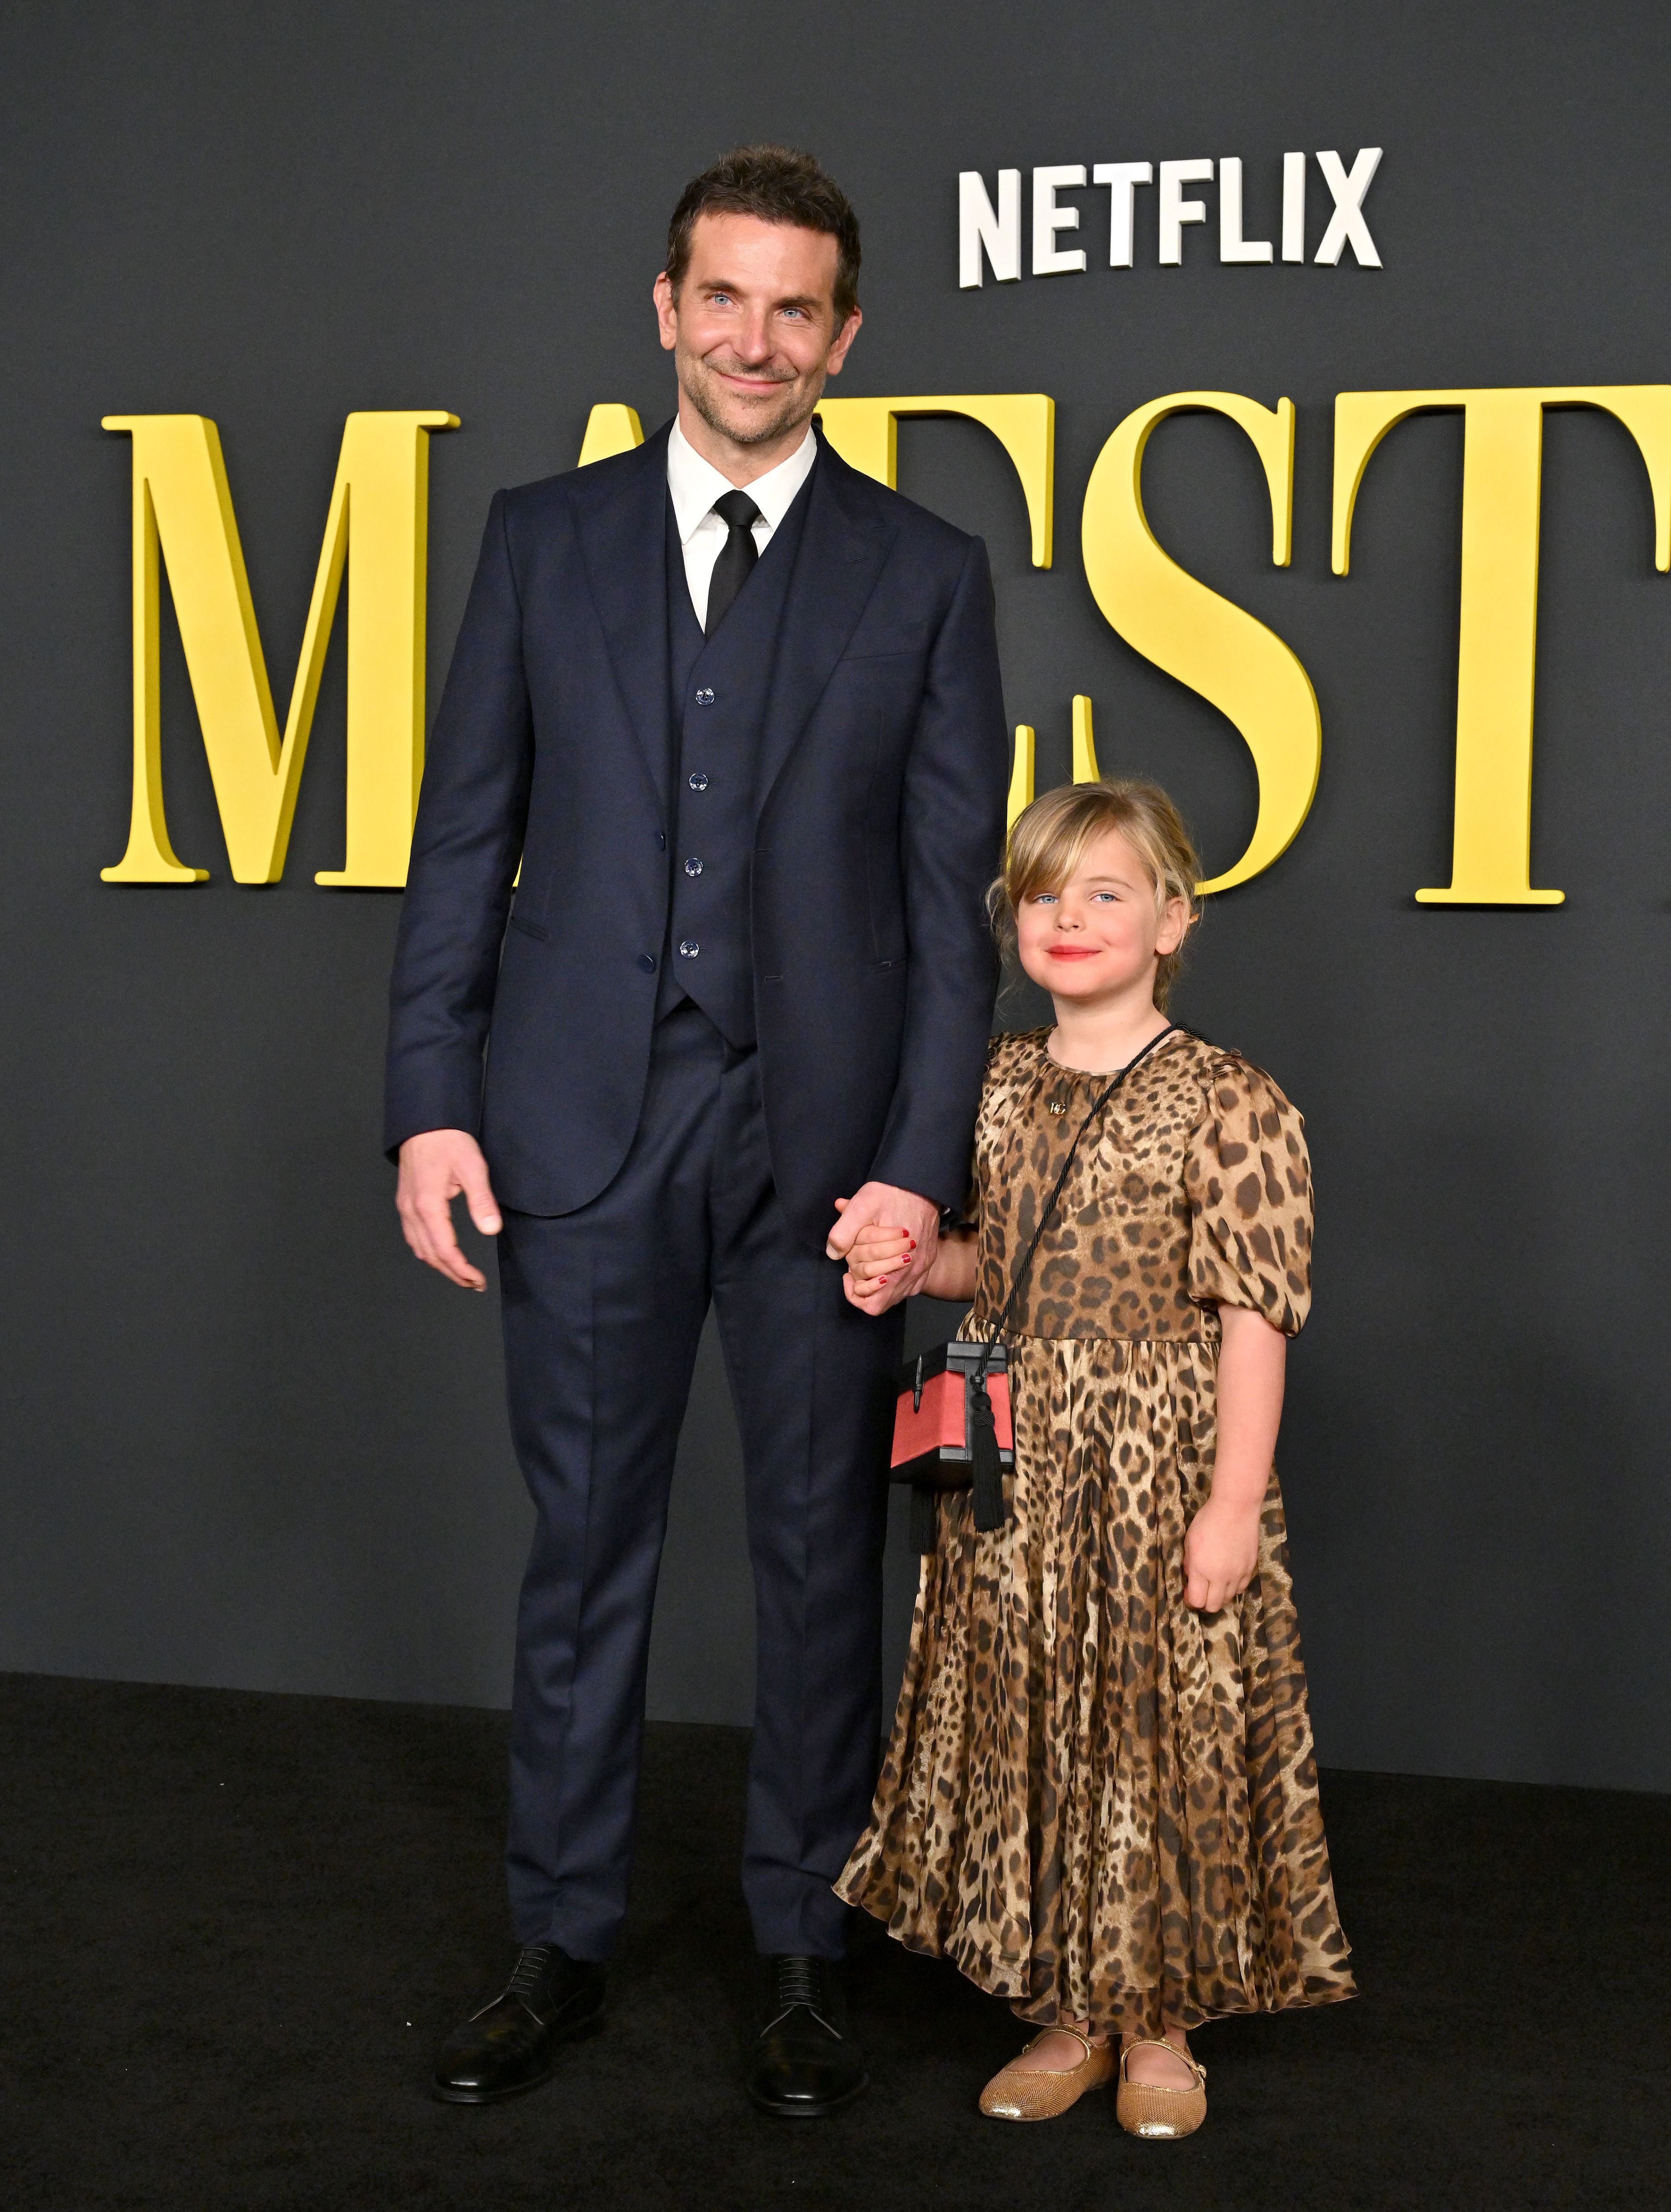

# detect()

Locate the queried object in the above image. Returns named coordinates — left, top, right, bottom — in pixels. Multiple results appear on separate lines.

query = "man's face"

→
left=654, top=212, right=861, bottom=449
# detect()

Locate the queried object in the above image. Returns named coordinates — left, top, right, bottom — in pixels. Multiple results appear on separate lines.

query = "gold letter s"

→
left=1080, top=393, right=1321, bottom=894
left=1334, top=385, right=1671, bottom=906
left=101, top=409, right=458, bottom=886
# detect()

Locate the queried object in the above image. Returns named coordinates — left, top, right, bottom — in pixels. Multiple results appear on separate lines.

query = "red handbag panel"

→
left=890, top=1367, right=1012, bottom=1467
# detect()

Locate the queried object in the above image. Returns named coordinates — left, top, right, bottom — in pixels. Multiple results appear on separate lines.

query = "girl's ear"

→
left=1155, top=894, right=1192, bottom=956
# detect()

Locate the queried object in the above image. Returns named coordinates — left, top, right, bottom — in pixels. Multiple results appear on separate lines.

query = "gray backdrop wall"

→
left=3, top=0, right=1667, bottom=1792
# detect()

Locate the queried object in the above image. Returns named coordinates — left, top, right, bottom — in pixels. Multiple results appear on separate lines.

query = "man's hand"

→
left=396, top=1130, right=503, bottom=1291
left=827, top=1181, right=939, bottom=1311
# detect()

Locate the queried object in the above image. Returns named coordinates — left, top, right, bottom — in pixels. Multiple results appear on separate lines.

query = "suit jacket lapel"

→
left=573, top=423, right=674, bottom=816
left=756, top=441, right=898, bottom=818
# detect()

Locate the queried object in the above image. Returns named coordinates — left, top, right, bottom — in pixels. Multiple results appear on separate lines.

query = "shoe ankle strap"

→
left=1023, top=2028, right=1098, bottom=2065
left=1119, top=2037, right=1204, bottom=2086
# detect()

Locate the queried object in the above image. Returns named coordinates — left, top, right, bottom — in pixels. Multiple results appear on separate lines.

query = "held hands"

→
left=827, top=1182, right=940, bottom=1312
left=1182, top=1494, right=1262, bottom=1614
left=396, top=1129, right=503, bottom=1291
left=841, top=1221, right=917, bottom=1312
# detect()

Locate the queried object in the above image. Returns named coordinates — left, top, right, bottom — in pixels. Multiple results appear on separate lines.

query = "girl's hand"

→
left=1183, top=1495, right=1262, bottom=1613
left=842, top=1224, right=915, bottom=1312
left=1190, top=1306, right=1284, bottom=1606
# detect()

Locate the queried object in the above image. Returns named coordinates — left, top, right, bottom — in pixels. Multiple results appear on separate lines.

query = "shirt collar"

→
left=666, top=417, right=817, bottom=547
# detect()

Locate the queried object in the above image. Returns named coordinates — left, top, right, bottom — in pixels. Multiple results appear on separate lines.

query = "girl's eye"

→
left=1032, top=893, right=1057, bottom=906
left=1090, top=891, right=1117, bottom=903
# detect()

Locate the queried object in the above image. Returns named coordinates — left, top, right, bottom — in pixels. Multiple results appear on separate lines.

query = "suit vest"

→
left=655, top=479, right=813, bottom=1047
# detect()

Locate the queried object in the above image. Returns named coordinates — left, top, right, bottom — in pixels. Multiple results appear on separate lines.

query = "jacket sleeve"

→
left=864, top=534, right=1008, bottom=1209
left=383, top=491, right=534, bottom=1157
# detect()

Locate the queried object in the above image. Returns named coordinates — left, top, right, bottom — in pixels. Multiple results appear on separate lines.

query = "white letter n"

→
left=959, top=170, right=1021, bottom=287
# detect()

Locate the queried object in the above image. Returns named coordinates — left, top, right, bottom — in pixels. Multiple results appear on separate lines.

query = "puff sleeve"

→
left=1185, top=1058, right=1312, bottom=1336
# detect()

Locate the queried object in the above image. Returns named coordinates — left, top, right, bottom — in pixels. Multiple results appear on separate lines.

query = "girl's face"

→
left=1015, top=827, right=1189, bottom=1006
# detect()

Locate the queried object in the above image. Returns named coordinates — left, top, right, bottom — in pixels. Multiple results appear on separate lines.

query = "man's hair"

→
left=665, top=145, right=861, bottom=324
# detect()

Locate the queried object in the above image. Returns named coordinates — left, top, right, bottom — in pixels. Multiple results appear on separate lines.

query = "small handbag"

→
left=889, top=1024, right=1178, bottom=1553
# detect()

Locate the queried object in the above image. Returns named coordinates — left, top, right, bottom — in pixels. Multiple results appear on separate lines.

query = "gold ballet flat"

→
left=1116, top=2037, right=1207, bottom=2139
left=978, top=2030, right=1115, bottom=2122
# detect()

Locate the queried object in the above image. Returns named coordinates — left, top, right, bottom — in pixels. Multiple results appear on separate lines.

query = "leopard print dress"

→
left=835, top=1025, right=1355, bottom=2038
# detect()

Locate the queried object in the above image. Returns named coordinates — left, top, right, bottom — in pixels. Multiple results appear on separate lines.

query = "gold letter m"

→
left=101, top=409, right=457, bottom=885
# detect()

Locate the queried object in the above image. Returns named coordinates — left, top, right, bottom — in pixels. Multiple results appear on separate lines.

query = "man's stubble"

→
left=678, top=344, right=825, bottom=451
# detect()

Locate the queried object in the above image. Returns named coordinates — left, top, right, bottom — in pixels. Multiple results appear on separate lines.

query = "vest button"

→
left=637, top=953, right=656, bottom=974
left=688, top=771, right=709, bottom=791
left=694, top=686, right=715, bottom=705
left=679, top=939, right=700, bottom=958
left=684, top=857, right=703, bottom=876
left=656, top=830, right=667, bottom=850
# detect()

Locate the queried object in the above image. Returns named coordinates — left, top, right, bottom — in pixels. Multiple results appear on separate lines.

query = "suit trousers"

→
left=497, top=1000, right=903, bottom=1961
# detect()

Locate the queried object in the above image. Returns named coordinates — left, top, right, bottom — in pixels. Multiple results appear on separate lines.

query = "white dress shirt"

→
left=666, top=418, right=818, bottom=629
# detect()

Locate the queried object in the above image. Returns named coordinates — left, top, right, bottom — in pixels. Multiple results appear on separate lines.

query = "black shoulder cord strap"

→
left=964, top=1023, right=1178, bottom=1532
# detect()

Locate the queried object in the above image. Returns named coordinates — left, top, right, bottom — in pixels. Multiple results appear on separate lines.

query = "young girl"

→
left=835, top=778, right=1354, bottom=2137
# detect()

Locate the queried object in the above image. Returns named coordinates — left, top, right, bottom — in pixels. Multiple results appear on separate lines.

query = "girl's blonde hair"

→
left=989, top=778, right=1202, bottom=1011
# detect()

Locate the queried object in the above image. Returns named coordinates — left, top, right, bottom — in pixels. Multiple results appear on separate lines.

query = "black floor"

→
left=5, top=1673, right=1667, bottom=2211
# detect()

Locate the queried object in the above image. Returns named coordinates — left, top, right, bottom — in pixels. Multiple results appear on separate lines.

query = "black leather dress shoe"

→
left=747, top=1955, right=868, bottom=2118
left=433, top=1943, right=605, bottom=2104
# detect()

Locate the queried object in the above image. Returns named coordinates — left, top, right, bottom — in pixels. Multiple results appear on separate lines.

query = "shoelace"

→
left=759, top=1954, right=844, bottom=2041
left=469, top=1942, right=558, bottom=2024
left=505, top=1944, right=555, bottom=2001
left=774, top=1956, right=823, bottom=2011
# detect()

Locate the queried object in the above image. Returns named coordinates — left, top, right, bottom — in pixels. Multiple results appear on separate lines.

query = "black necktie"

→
left=703, top=489, right=761, bottom=637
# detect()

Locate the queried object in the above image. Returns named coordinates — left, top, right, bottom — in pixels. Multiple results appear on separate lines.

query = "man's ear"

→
left=825, top=305, right=863, bottom=377
left=653, top=270, right=678, bottom=353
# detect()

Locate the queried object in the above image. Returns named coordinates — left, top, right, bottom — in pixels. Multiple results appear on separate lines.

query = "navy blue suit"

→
left=386, top=421, right=1007, bottom=1959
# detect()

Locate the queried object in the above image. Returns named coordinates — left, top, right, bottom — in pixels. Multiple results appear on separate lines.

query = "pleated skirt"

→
left=836, top=1333, right=1356, bottom=2037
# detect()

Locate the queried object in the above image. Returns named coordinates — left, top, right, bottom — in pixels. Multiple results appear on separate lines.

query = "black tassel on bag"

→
left=968, top=1371, right=1005, bottom=1532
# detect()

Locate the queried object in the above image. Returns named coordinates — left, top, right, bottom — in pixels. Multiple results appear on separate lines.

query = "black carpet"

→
left=5, top=1673, right=1666, bottom=2211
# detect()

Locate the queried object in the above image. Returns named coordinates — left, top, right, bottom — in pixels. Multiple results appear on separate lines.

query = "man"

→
left=386, top=144, right=1007, bottom=2116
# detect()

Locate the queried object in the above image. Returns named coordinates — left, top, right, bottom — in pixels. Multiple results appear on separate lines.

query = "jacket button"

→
left=684, top=857, right=703, bottom=876
left=695, top=687, right=715, bottom=706
left=688, top=771, right=709, bottom=791
left=656, top=830, right=667, bottom=850
left=637, top=953, right=656, bottom=973
left=679, top=939, right=700, bottom=958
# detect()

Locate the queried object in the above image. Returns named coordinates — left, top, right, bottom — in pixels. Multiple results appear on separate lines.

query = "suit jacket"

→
left=384, top=420, right=1009, bottom=1249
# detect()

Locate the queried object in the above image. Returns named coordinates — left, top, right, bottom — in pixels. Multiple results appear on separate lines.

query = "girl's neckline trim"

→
left=1038, top=1023, right=1186, bottom=1077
